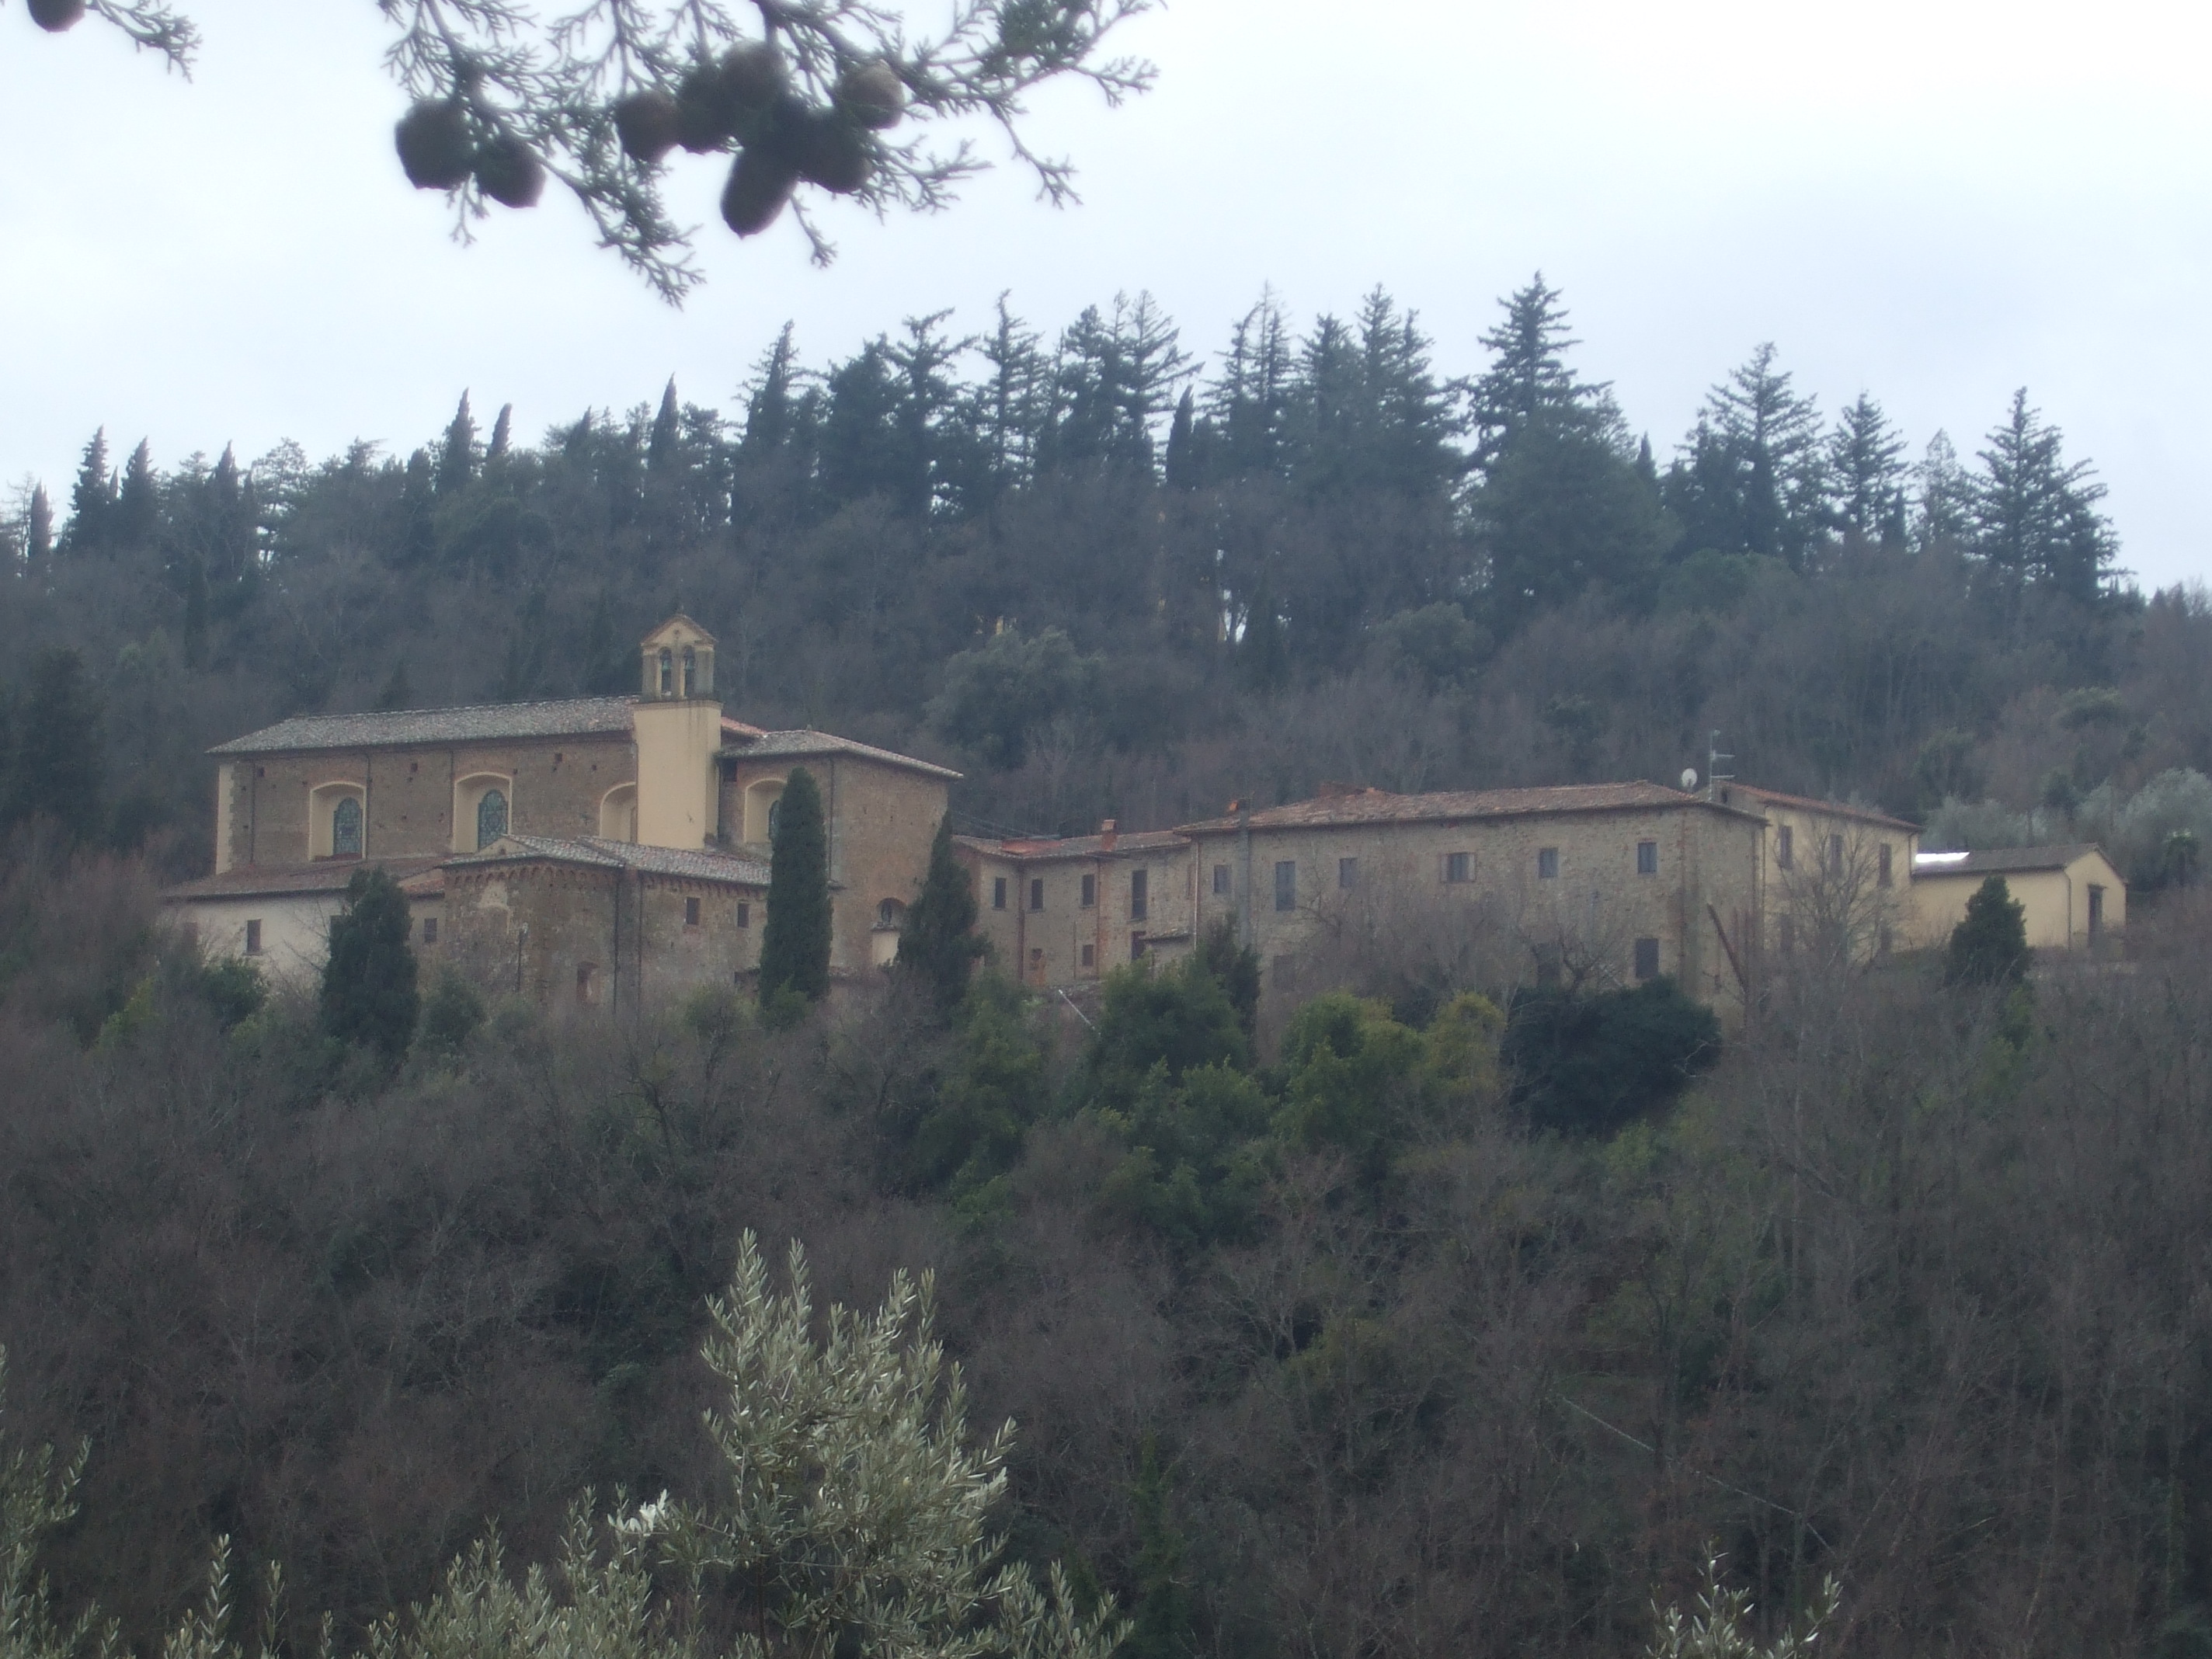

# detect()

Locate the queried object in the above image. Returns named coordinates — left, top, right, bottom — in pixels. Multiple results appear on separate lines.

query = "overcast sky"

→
left=2, top=0, right=2207, bottom=585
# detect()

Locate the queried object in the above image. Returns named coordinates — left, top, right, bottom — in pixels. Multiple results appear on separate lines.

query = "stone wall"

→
left=719, top=755, right=948, bottom=976
left=1188, top=803, right=1765, bottom=1015
left=961, top=843, right=1198, bottom=987
left=221, top=735, right=637, bottom=869
left=442, top=860, right=763, bottom=1018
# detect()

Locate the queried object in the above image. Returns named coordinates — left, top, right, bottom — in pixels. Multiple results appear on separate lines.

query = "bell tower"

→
left=631, top=614, right=721, bottom=848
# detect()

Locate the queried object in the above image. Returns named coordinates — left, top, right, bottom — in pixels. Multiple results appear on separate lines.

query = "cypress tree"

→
left=436, top=391, right=478, bottom=496
left=647, top=377, right=681, bottom=474
left=2, top=648, right=103, bottom=845
left=113, top=440, right=158, bottom=549
left=759, top=766, right=831, bottom=1006
left=896, top=815, right=983, bottom=1013
left=321, top=865, right=420, bottom=1063
left=25, top=485, right=53, bottom=562
left=1945, top=875, right=2031, bottom=988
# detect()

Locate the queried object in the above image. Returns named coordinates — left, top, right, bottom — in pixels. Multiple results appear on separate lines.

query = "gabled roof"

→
left=1722, top=783, right=1919, bottom=833
left=1177, top=780, right=1755, bottom=836
left=955, top=830, right=1189, bottom=864
left=210, top=696, right=636, bottom=755
left=161, top=855, right=447, bottom=901
left=721, top=729, right=962, bottom=781
left=446, top=835, right=773, bottom=886
left=1912, top=843, right=2116, bottom=878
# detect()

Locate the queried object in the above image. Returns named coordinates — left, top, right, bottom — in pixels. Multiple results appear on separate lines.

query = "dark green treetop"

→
left=321, top=866, right=420, bottom=1064
left=1945, top=875, right=2031, bottom=988
left=759, top=767, right=831, bottom=1007
left=896, top=816, right=983, bottom=1014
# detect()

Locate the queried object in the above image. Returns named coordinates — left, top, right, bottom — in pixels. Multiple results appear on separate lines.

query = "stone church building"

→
left=167, top=610, right=2123, bottom=1028
left=163, top=617, right=955, bottom=1015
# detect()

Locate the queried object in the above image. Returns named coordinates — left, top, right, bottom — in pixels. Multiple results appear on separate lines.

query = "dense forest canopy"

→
left=0, top=272, right=2198, bottom=889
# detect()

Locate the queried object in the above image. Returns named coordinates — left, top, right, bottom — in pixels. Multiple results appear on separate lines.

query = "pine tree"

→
left=113, top=439, right=159, bottom=549
left=1970, top=388, right=2116, bottom=602
left=1945, top=874, right=2031, bottom=988
left=1825, top=393, right=1908, bottom=546
left=1469, top=273, right=1619, bottom=471
left=2, top=647, right=103, bottom=845
left=1677, top=343, right=1827, bottom=569
left=759, top=767, right=832, bottom=1006
left=1914, top=430, right=1974, bottom=551
left=896, top=815, right=984, bottom=1014
left=63, top=428, right=113, bottom=555
left=321, top=864, right=420, bottom=1063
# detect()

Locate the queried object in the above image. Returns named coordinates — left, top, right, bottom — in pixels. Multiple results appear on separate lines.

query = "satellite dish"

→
left=1681, top=767, right=1700, bottom=791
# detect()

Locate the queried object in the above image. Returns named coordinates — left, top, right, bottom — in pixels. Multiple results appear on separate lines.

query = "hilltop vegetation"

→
left=3, top=276, right=2202, bottom=879
left=5, top=276, right=2212, bottom=1657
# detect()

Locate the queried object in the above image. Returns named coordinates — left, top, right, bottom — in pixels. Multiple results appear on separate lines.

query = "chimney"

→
left=1100, top=818, right=1117, bottom=850
left=1226, top=798, right=1246, bottom=814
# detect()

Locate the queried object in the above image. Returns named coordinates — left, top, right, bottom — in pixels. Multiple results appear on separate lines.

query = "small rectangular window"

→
left=1537, top=847, right=1559, bottom=880
left=1030, top=878, right=1045, bottom=912
left=421, top=916, right=439, bottom=945
left=1212, top=864, right=1230, bottom=896
left=1634, top=937, right=1661, bottom=980
left=684, top=896, right=701, bottom=927
left=1130, top=869, right=1149, bottom=920
left=244, top=918, right=263, bottom=955
left=1080, top=873, right=1096, bottom=908
left=1081, top=943, right=1095, bottom=969
left=577, top=962, right=599, bottom=1003
left=1776, top=826, right=1793, bottom=870
left=1132, top=934, right=1147, bottom=960
left=993, top=877, right=1007, bottom=910
left=1878, top=843, right=1893, bottom=887
left=1636, top=840, right=1658, bottom=876
left=1444, top=851, right=1471, bottom=884
left=1274, top=860, right=1296, bottom=912
left=737, top=902, right=751, bottom=928
left=1827, top=834, right=1845, bottom=877
left=1338, top=857, right=1358, bottom=889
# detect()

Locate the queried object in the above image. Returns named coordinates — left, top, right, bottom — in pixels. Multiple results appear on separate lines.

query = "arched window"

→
left=332, top=796, right=363, bottom=857
left=658, top=648, right=673, bottom=696
left=476, top=788, right=508, bottom=849
left=877, top=899, right=906, bottom=928
left=681, top=645, right=697, bottom=695
left=767, top=798, right=782, bottom=843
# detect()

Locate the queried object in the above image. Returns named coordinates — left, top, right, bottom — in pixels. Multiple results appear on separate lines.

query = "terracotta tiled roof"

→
left=1912, top=843, right=2113, bottom=878
left=210, top=697, right=636, bottom=754
left=1176, top=780, right=1749, bottom=835
left=1723, top=783, right=1920, bottom=833
left=955, top=830, right=1189, bottom=863
left=161, top=855, right=447, bottom=901
left=446, top=835, right=773, bottom=886
left=721, top=728, right=961, bottom=781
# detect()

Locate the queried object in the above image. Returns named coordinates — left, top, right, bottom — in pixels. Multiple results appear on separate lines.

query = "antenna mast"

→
left=1707, top=730, right=1734, bottom=801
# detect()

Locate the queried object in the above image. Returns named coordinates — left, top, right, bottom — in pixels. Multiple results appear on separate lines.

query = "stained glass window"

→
left=332, top=795, right=362, bottom=857
left=477, top=788, right=508, bottom=849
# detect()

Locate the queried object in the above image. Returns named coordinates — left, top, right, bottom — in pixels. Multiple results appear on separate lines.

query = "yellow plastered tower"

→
left=632, top=614, right=721, bottom=849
